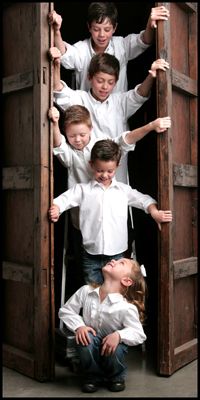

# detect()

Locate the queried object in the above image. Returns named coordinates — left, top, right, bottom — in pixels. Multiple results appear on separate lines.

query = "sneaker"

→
left=82, top=382, right=98, bottom=393
left=108, top=380, right=125, bottom=392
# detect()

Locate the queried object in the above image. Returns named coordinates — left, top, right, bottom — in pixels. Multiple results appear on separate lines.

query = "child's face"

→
left=103, top=258, right=133, bottom=281
left=88, top=18, right=116, bottom=52
left=90, top=158, right=117, bottom=187
left=90, top=72, right=116, bottom=102
left=66, top=123, right=91, bottom=150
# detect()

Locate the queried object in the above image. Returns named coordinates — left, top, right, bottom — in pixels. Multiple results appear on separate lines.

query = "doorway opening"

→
left=53, top=0, right=158, bottom=367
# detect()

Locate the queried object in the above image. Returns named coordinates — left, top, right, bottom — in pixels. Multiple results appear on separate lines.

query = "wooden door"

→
left=2, top=3, right=55, bottom=381
left=156, top=2, right=198, bottom=375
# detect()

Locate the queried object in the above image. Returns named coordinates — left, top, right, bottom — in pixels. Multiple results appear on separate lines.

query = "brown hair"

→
left=88, top=53, right=119, bottom=81
left=124, top=260, right=147, bottom=324
left=62, top=105, right=92, bottom=132
left=87, top=2, right=118, bottom=28
left=90, top=139, right=121, bottom=165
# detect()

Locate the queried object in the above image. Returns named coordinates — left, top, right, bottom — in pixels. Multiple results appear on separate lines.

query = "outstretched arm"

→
left=125, top=116, right=171, bottom=145
left=142, top=5, right=170, bottom=45
left=48, top=10, right=66, bottom=54
left=48, top=106, right=62, bottom=147
left=148, top=203, right=172, bottom=231
left=137, top=58, right=169, bottom=98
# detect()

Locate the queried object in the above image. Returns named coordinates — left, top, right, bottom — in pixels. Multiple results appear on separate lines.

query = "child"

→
left=48, top=2, right=170, bottom=92
left=49, top=104, right=171, bottom=229
left=49, top=48, right=169, bottom=185
left=58, top=257, right=147, bottom=393
left=49, top=139, right=172, bottom=285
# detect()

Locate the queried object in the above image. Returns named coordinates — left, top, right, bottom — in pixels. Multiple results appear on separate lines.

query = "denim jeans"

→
left=82, top=249, right=125, bottom=284
left=76, top=333, right=128, bottom=383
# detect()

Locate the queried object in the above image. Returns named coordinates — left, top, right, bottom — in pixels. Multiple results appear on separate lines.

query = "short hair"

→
left=63, top=105, right=92, bottom=131
left=90, top=139, right=121, bottom=165
left=87, top=2, right=118, bottom=28
left=88, top=53, right=120, bottom=81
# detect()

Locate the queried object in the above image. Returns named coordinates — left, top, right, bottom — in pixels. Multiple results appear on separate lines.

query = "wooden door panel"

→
left=2, top=3, right=54, bottom=381
left=156, top=2, right=197, bottom=375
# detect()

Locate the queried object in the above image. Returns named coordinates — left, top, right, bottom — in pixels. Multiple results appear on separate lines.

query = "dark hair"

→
left=63, top=105, right=92, bottom=132
left=87, top=2, right=118, bottom=28
left=88, top=53, right=120, bottom=81
left=90, top=139, right=121, bottom=165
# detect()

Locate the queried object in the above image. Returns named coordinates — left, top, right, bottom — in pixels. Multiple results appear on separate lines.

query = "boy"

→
left=59, top=257, right=147, bottom=393
left=48, top=2, right=170, bottom=92
left=49, top=104, right=171, bottom=229
left=49, top=139, right=172, bottom=285
left=49, top=48, right=169, bottom=184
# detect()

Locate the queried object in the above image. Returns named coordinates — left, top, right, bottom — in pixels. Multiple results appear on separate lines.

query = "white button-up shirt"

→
left=54, top=83, right=149, bottom=184
left=53, top=131, right=136, bottom=229
left=60, top=33, right=150, bottom=92
left=59, top=284, right=147, bottom=346
left=53, top=178, right=157, bottom=255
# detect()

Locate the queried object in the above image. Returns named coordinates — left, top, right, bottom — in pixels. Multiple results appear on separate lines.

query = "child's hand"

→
left=149, top=59, right=169, bottom=78
left=48, top=106, right=60, bottom=123
left=151, top=117, right=171, bottom=133
left=150, top=6, right=170, bottom=28
left=48, top=204, right=60, bottom=222
left=75, top=326, right=96, bottom=346
left=150, top=209, right=173, bottom=231
left=48, top=46, right=61, bottom=64
left=101, top=332, right=121, bottom=356
left=48, top=10, right=62, bottom=30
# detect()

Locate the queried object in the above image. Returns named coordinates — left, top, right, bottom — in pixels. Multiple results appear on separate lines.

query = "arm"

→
left=142, top=5, right=170, bottom=45
left=48, top=47, right=64, bottom=91
left=48, top=106, right=62, bottom=147
left=124, top=116, right=171, bottom=145
left=48, top=10, right=66, bottom=54
left=148, top=203, right=173, bottom=231
left=137, top=58, right=169, bottom=98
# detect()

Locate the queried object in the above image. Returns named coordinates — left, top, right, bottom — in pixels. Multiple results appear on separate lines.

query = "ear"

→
left=121, top=277, right=133, bottom=287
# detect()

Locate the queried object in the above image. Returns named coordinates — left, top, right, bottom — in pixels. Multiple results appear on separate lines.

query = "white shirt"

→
left=60, top=33, right=150, bottom=92
left=59, top=284, right=147, bottom=346
left=53, top=131, right=135, bottom=229
left=53, top=178, right=157, bottom=255
left=54, top=83, right=149, bottom=184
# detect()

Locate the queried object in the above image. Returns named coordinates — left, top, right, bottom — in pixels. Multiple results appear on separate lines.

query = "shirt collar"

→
left=88, top=89, right=110, bottom=105
left=89, top=37, right=113, bottom=55
left=89, top=286, right=125, bottom=303
left=91, top=177, right=120, bottom=189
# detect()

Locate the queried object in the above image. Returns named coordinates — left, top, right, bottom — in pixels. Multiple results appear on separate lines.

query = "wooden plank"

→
left=173, top=340, right=197, bottom=372
left=177, top=3, right=197, bottom=13
left=3, top=261, right=33, bottom=283
left=3, top=166, right=33, bottom=190
left=173, top=257, right=197, bottom=279
left=173, top=163, right=197, bottom=187
left=3, top=344, right=35, bottom=379
left=2, top=71, right=33, bottom=94
left=172, top=68, right=197, bottom=96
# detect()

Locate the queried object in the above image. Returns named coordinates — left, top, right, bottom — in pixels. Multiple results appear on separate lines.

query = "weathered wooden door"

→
left=2, top=3, right=55, bottom=381
left=156, top=2, right=198, bottom=375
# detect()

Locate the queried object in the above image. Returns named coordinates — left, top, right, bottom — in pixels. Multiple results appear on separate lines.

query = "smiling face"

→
left=88, top=18, right=116, bottom=53
left=90, top=158, right=117, bottom=187
left=65, top=123, right=91, bottom=150
left=90, top=71, right=116, bottom=102
left=102, top=258, right=134, bottom=284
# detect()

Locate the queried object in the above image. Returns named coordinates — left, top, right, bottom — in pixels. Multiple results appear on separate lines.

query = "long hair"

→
left=124, top=260, right=147, bottom=324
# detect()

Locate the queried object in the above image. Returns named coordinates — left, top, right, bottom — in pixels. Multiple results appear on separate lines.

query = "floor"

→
left=3, top=344, right=197, bottom=398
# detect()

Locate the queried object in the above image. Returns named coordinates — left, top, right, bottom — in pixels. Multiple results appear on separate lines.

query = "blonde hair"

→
left=63, top=105, right=92, bottom=132
left=124, top=260, right=147, bottom=324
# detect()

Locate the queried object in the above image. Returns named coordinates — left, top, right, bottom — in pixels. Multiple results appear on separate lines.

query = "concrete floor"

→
left=3, top=345, right=197, bottom=398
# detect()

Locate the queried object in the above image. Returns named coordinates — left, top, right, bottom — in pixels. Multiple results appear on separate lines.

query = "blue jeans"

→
left=82, top=249, right=125, bottom=284
left=76, top=333, right=128, bottom=383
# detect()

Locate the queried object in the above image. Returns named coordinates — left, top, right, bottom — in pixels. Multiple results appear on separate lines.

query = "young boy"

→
left=48, top=2, right=170, bottom=92
left=59, top=257, right=147, bottom=393
left=49, top=104, right=171, bottom=229
left=49, top=139, right=172, bottom=285
left=49, top=48, right=169, bottom=184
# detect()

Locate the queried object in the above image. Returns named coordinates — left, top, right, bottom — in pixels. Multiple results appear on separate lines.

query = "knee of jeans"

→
left=77, top=332, right=96, bottom=350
